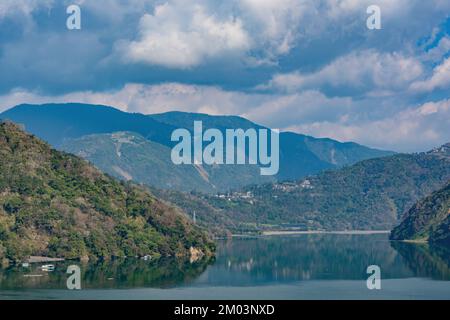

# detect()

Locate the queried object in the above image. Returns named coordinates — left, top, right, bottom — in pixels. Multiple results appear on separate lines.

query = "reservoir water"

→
left=1, top=233, right=449, bottom=300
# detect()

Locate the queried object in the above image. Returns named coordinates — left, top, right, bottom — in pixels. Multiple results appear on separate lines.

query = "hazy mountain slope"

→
left=1, top=103, right=394, bottom=192
left=61, top=132, right=213, bottom=193
left=0, top=103, right=177, bottom=148
left=391, top=181, right=450, bottom=245
left=150, top=111, right=259, bottom=131
left=61, top=132, right=274, bottom=193
left=0, top=122, right=214, bottom=263
left=150, top=111, right=395, bottom=180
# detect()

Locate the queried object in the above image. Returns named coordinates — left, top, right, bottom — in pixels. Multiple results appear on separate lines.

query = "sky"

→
left=0, top=0, right=449, bottom=152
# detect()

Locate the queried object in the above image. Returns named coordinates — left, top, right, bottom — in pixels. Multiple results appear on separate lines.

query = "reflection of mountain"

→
left=390, top=242, right=450, bottom=280
left=195, top=234, right=415, bottom=285
left=2, top=235, right=450, bottom=291
left=0, top=257, right=213, bottom=290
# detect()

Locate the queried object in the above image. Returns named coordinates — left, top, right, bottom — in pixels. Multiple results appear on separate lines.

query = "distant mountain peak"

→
left=1, top=102, right=395, bottom=191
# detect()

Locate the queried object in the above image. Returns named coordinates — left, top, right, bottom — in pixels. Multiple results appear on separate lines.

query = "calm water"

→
left=1, top=234, right=449, bottom=300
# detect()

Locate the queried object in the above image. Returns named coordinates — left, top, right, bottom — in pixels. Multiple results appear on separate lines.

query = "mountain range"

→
left=2, top=103, right=449, bottom=242
left=0, top=103, right=394, bottom=193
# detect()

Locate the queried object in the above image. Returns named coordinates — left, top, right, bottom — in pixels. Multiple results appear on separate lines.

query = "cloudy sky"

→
left=0, top=0, right=449, bottom=152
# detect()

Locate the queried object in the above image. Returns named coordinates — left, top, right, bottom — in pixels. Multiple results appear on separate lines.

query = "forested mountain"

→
left=0, top=122, right=214, bottom=263
left=391, top=180, right=450, bottom=245
left=157, top=144, right=450, bottom=233
left=0, top=103, right=176, bottom=148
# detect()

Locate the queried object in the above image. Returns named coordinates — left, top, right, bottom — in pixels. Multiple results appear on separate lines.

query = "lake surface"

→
left=1, top=234, right=449, bottom=300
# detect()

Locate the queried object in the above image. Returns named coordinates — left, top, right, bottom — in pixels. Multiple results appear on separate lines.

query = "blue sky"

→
left=0, top=0, right=449, bottom=152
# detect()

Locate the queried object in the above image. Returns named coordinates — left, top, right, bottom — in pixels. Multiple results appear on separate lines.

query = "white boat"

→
left=40, top=264, right=55, bottom=272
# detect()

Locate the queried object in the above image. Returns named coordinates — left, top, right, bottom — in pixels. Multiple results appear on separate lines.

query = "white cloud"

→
left=410, top=57, right=450, bottom=93
left=241, top=90, right=354, bottom=128
left=239, top=0, right=305, bottom=56
left=121, top=1, right=250, bottom=68
left=287, top=99, right=450, bottom=152
left=324, top=0, right=410, bottom=18
left=422, top=36, right=450, bottom=63
left=0, top=0, right=54, bottom=18
left=118, top=0, right=309, bottom=68
left=262, top=50, right=424, bottom=95
left=0, top=84, right=256, bottom=115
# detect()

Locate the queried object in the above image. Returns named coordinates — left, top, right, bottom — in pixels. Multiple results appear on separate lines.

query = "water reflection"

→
left=196, top=234, right=410, bottom=285
left=391, top=241, right=450, bottom=280
left=0, top=257, right=213, bottom=290
left=1, top=234, right=449, bottom=291
left=194, top=234, right=450, bottom=286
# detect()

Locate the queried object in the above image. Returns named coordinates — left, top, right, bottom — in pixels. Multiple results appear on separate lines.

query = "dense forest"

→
left=391, top=181, right=450, bottom=245
left=157, top=144, right=450, bottom=234
left=0, top=122, right=215, bottom=263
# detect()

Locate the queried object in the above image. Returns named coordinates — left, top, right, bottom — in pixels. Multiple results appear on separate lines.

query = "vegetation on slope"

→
left=0, top=122, right=214, bottom=263
left=158, top=145, right=450, bottom=233
left=391, top=181, right=450, bottom=245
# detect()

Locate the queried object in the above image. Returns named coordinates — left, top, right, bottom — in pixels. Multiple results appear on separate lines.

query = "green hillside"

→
left=391, top=181, right=450, bottom=245
left=0, top=122, right=215, bottom=263
left=158, top=145, right=450, bottom=233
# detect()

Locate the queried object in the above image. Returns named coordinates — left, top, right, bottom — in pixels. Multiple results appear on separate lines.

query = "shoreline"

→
left=399, top=239, right=428, bottom=244
left=261, top=230, right=391, bottom=236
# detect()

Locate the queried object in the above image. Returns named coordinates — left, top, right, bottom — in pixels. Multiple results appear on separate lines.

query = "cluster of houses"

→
left=215, top=191, right=255, bottom=202
left=272, top=180, right=313, bottom=192
left=213, top=179, right=314, bottom=203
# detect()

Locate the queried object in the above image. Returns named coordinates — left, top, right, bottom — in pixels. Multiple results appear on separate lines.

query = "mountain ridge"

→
left=1, top=103, right=395, bottom=192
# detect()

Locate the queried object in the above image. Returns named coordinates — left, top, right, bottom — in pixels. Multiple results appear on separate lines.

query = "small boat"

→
left=40, top=264, right=55, bottom=272
left=141, top=255, right=151, bottom=261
